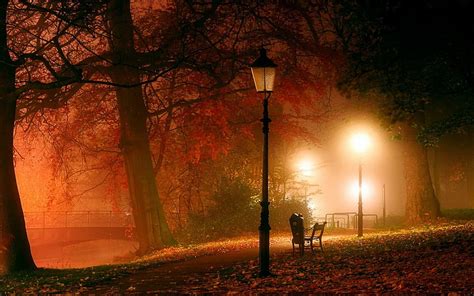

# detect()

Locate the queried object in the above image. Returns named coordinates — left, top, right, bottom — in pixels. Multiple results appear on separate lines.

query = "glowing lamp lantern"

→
left=250, top=48, right=277, bottom=93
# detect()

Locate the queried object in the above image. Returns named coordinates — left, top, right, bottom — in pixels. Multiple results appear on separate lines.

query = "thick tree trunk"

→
left=427, top=147, right=442, bottom=203
left=0, top=98, right=36, bottom=273
left=0, top=0, right=36, bottom=273
left=107, top=0, right=175, bottom=252
left=401, top=122, right=440, bottom=224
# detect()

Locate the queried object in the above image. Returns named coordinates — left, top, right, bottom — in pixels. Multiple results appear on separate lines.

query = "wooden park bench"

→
left=290, top=213, right=327, bottom=255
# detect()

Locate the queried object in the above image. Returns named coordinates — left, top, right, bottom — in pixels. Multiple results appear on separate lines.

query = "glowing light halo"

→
left=296, top=158, right=314, bottom=177
left=351, top=132, right=371, bottom=154
left=350, top=181, right=372, bottom=199
left=307, top=199, right=317, bottom=211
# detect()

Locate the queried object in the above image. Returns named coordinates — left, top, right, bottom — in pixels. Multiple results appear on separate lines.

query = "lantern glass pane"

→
left=251, top=67, right=275, bottom=92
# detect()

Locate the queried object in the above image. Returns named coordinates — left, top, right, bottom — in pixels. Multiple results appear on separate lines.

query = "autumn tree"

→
left=0, top=0, right=108, bottom=273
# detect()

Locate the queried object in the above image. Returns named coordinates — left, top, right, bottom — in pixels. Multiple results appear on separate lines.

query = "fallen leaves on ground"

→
left=1, top=222, right=472, bottom=293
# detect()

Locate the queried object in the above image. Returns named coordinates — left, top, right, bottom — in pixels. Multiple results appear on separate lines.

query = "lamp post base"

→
left=358, top=161, right=363, bottom=237
left=259, top=227, right=270, bottom=277
left=259, top=198, right=271, bottom=277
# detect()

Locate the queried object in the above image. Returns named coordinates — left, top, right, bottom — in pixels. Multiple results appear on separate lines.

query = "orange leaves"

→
left=173, top=98, right=253, bottom=164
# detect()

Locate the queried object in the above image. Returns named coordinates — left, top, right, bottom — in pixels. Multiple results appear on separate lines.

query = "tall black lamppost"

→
left=358, top=158, right=363, bottom=237
left=250, top=48, right=277, bottom=277
left=382, top=184, right=386, bottom=227
left=350, top=132, right=370, bottom=237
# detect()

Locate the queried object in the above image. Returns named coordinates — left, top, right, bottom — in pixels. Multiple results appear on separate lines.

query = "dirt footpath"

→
left=88, top=239, right=292, bottom=293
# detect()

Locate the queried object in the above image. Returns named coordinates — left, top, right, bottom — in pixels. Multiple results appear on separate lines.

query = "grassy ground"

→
left=0, top=221, right=473, bottom=293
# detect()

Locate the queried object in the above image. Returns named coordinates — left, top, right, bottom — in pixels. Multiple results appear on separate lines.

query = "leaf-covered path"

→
left=90, top=238, right=289, bottom=293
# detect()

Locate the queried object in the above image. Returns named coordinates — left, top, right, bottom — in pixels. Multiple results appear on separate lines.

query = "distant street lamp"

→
left=251, top=48, right=277, bottom=277
left=296, top=158, right=314, bottom=208
left=297, top=158, right=314, bottom=179
left=350, top=132, right=371, bottom=237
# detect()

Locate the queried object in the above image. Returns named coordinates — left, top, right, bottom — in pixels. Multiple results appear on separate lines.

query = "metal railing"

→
left=24, top=211, right=134, bottom=229
left=20, top=211, right=137, bottom=245
left=325, top=212, right=379, bottom=229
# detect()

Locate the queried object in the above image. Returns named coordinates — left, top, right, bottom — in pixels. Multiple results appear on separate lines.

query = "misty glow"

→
left=350, top=181, right=372, bottom=199
left=297, top=159, right=314, bottom=177
left=351, top=132, right=371, bottom=154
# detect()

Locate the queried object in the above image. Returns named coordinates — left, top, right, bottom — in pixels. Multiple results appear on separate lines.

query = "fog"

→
left=32, top=239, right=137, bottom=268
left=287, top=121, right=406, bottom=221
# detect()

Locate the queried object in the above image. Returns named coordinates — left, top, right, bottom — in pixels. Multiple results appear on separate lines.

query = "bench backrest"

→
left=310, top=221, right=327, bottom=239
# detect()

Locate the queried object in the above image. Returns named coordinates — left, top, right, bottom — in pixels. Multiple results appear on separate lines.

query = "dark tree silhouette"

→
left=0, top=1, right=35, bottom=272
left=0, top=0, right=108, bottom=273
